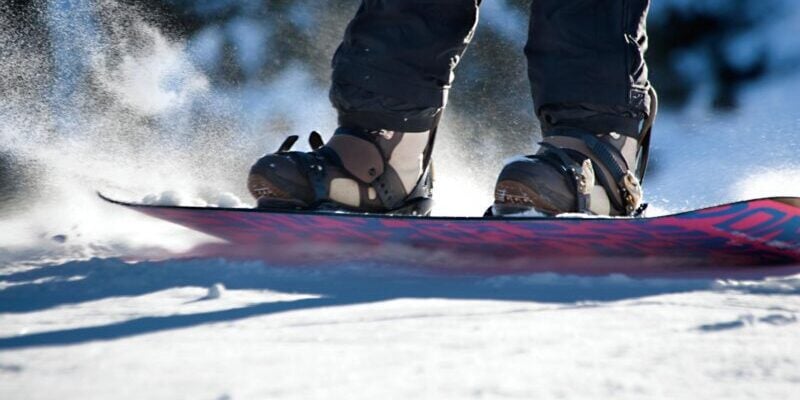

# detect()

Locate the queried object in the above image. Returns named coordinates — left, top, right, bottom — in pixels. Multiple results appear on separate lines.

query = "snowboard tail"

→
left=101, top=194, right=800, bottom=278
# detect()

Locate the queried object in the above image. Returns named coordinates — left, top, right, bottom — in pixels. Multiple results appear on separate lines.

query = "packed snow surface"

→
left=2, top=1, right=800, bottom=399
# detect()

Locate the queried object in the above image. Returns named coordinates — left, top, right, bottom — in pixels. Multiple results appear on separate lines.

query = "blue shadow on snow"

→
left=0, top=257, right=735, bottom=349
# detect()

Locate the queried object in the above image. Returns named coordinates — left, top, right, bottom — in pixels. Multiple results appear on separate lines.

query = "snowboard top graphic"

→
left=101, top=194, right=800, bottom=279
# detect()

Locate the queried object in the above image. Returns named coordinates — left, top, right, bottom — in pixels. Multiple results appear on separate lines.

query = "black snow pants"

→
left=330, top=0, right=652, bottom=138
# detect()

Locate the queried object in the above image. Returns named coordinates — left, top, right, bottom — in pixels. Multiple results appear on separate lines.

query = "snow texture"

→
left=1, top=259, right=799, bottom=399
left=1, top=1, right=800, bottom=399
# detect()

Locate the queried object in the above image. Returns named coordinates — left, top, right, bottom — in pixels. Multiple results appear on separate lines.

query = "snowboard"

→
left=101, top=194, right=800, bottom=279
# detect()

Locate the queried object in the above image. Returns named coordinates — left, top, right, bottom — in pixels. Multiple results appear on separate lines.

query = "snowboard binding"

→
left=492, top=88, right=658, bottom=217
left=248, top=127, right=435, bottom=216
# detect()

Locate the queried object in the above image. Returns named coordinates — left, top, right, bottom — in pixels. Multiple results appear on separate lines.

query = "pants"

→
left=330, top=0, right=652, bottom=137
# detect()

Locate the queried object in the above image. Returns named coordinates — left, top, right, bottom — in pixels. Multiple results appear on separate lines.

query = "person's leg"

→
left=249, top=0, right=480, bottom=215
left=331, top=0, right=480, bottom=133
left=527, top=0, right=652, bottom=135
left=493, top=0, right=655, bottom=216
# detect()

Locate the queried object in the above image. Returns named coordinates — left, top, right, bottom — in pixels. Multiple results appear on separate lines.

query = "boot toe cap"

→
left=248, top=155, right=315, bottom=205
left=494, top=159, right=576, bottom=214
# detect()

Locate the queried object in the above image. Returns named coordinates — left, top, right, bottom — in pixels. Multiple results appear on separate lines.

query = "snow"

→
left=204, top=282, right=227, bottom=299
left=2, top=1, right=800, bottom=399
left=93, top=24, right=210, bottom=117
left=140, top=190, right=246, bottom=207
left=481, top=0, right=527, bottom=47
left=1, top=259, right=799, bottom=398
left=645, top=74, right=800, bottom=209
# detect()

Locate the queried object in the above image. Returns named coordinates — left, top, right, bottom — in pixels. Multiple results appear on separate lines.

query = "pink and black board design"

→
left=101, top=195, right=800, bottom=279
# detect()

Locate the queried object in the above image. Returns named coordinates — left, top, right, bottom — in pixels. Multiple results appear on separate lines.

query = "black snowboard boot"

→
left=492, top=92, right=657, bottom=217
left=248, top=127, right=434, bottom=216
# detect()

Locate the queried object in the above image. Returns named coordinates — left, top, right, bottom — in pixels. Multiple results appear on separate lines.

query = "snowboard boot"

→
left=248, top=127, right=434, bottom=216
left=492, top=91, right=657, bottom=217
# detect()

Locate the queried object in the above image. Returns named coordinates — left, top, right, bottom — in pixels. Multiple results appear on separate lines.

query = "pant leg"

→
left=527, top=0, right=652, bottom=137
left=330, top=0, right=480, bottom=132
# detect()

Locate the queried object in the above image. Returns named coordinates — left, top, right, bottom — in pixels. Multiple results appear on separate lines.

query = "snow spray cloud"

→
left=0, top=0, right=338, bottom=262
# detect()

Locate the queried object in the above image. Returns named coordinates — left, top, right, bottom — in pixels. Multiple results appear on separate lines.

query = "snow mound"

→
left=142, top=191, right=185, bottom=206
left=141, top=191, right=245, bottom=208
left=205, top=283, right=226, bottom=300
left=713, top=276, right=800, bottom=295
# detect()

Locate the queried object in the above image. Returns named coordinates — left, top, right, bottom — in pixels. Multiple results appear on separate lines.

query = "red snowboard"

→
left=102, top=195, right=800, bottom=279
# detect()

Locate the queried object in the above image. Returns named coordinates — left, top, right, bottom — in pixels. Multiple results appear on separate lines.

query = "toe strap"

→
left=536, top=142, right=594, bottom=213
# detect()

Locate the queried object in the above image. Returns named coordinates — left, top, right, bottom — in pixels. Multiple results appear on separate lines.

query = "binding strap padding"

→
left=635, top=86, right=658, bottom=183
left=289, top=123, right=436, bottom=211
left=325, top=134, right=385, bottom=183
left=373, top=167, right=408, bottom=210
left=327, top=128, right=421, bottom=210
